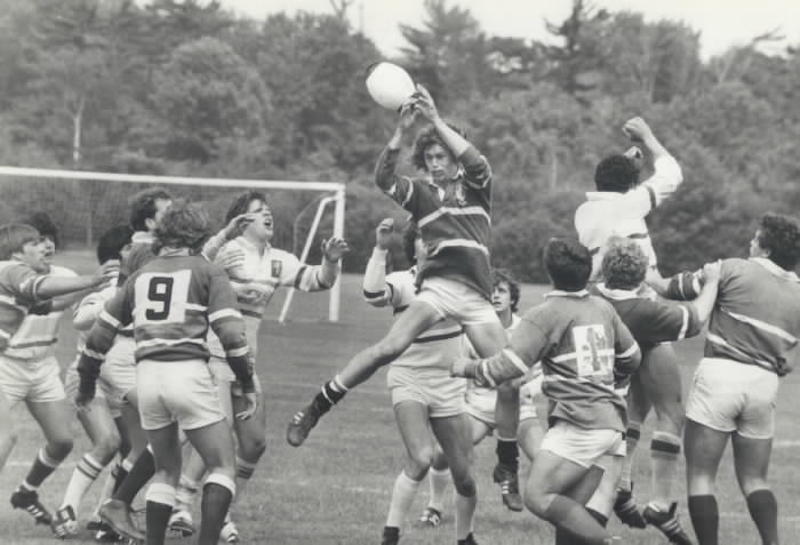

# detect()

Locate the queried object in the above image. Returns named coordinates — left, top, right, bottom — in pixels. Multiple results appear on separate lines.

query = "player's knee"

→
left=431, top=448, right=448, bottom=471
left=94, top=431, right=122, bottom=463
left=523, top=488, right=549, bottom=516
left=738, top=476, right=770, bottom=496
left=407, top=447, right=433, bottom=480
left=451, top=470, right=476, bottom=497
left=49, top=437, right=73, bottom=459
left=239, top=435, right=267, bottom=462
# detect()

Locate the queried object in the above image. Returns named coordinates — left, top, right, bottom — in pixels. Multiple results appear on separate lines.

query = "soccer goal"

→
left=0, top=165, right=346, bottom=322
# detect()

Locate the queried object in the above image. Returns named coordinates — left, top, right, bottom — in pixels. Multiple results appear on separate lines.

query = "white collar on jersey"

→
left=594, top=283, right=639, bottom=300
left=544, top=289, right=590, bottom=298
left=750, top=257, right=800, bottom=282
left=132, top=231, right=154, bottom=244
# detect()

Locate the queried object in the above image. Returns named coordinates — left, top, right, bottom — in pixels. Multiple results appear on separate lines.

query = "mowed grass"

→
left=2, top=250, right=800, bottom=544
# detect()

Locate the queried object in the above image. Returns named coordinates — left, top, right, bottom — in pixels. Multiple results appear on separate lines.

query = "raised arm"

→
left=37, top=260, right=118, bottom=300
left=201, top=213, right=258, bottom=262
left=375, top=103, right=420, bottom=193
left=363, top=219, right=394, bottom=307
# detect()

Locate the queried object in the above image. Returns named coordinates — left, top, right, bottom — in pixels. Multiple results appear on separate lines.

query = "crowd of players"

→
left=0, top=81, right=797, bottom=545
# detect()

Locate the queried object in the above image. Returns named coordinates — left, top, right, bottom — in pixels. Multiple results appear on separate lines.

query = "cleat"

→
left=492, top=463, right=524, bottom=512
left=99, top=499, right=145, bottom=542
left=417, top=506, right=442, bottom=528
left=287, top=402, right=321, bottom=447
left=381, top=526, right=400, bottom=545
left=457, top=532, right=479, bottom=545
left=167, top=508, right=195, bottom=537
left=643, top=502, right=694, bottom=545
left=10, top=487, right=53, bottom=525
left=613, top=487, right=647, bottom=528
left=87, top=518, right=103, bottom=532
left=221, top=519, right=240, bottom=543
left=94, top=521, right=125, bottom=543
left=52, top=505, right=79, bottom=538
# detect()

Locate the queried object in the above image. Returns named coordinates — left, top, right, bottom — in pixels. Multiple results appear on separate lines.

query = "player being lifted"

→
left=363, top=218, right=477, bottom=545
left=168, top=190, right=348, bottom=541
left=574, top=117, right=690, bottom=532
left=648, top=213, right=800, bottom=545
left=76, top=201, right=258, bottom=545
left=288, top=86, right=509, bottom=544
left=452, top=238, right=641, bottom=545
left=0, top=221, right=118, bottom=519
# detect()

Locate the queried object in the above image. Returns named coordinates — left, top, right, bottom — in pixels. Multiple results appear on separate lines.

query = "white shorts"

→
left=686, top=357, right=779, bottom=439
left=465, top=382, right=497, bottom=427
left=540, top=420, right=624, bottom=469
left=387, top=365, right=466, bottom=419
left=519, top=374, right=544, bottom=421
left=416, top=277, right=499, bottom=326
left=102, top=336, right=137, bottom=407
left=136, top=359, right=226, bottom=431
left=0, top=355, right=65, bottom=405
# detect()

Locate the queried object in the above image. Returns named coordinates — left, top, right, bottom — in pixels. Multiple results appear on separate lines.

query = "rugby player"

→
left=76, top=201, right=258, bottom=545
left=363, top=218, right=477, bottom=545
left=0, top=221, right=118, bottom=522
left=452, top=238, right=641, bottom=545
left=649, top=213, right=800, bottom=545
left=168, top=190, right=347, bottom=541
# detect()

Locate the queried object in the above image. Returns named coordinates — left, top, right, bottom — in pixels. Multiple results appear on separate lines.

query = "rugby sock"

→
left=235, top=457, right=257, bottom=502
left=650, top=431, right=682, bottom=510
left=386, top=470, right=422, bottom=528
left=496, top=436, right=519, bottom=472
left=555, top=510, right=608, bottom=545
left=175, top=474, right=200, bottom=511
left=427, top=467, right=450, bottom=512
left=312, top=376, right=348, bottom=414
left=61, top=453, right=104, bottom=511
left=618, top=422, right=641, bottom=491
left=22, top=447, right=63, bottom=489
left=199, top=475, right=235, bottom=545
left=543, top=495, right=612, bottom=545
left=454, top=491, right=477, bottom=541
left=114, top=446, right=155, bottom=504
left=145, top=483, right=176, bottom=545
left=688, top=494, right=718, bottom=545
left=746, top=489, right=779, bottom=545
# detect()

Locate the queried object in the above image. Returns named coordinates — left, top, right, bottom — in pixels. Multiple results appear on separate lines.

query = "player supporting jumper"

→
left=649, top=213, right=800, bottom=545
left=595, top=238, right=722, bottom=544
left=362, top=218, right=477, bottom=545
left=0, top=222, right=118, bottom=516
left=452, top=238, right=641, bottom=545
left=574, top=117, right=689, bottom=531
left=168, top=190, right=347, bottom=541
left=76, top=201, right=258, bottom=545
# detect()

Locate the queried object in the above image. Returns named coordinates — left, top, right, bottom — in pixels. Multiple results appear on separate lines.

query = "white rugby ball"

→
left=365, top=62, right=416, bottom=111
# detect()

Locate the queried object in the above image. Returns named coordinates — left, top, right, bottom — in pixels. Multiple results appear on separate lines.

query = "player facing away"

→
left=288, top=86, right=510, bottom=473
left=595, top=238, right=722, bottom=544
left=452, top=238, right=641, bottom=545
left=75, top=201, right=258, bottom=545
left=168, top=190, right=347, bottom=541
left=361, top=218, right=478, bottom=545
left=0, top=222, right=118, bottom=518
left=649, top=213, right=800, bottom=545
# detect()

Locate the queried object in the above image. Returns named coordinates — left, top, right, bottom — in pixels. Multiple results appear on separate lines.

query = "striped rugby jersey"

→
left=0, top=260, right=50, bottom=353
left=79, top=253, right=253, bottom=391
left=5, top=265, right=77, bottom=362
left=375, top=145, right=494, bottom=299
left=666, top=257, right=800, bottom=376
left=575, top=155, right=683, bottom=283
left=473, top=290, right=640, bottom=432
left=362, top=248, right=464, bottom=371
left=207, top=237, right=339, bottom=359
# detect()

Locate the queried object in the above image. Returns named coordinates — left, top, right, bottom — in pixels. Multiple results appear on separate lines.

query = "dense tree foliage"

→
left=0, top=0, right=797, bottom=281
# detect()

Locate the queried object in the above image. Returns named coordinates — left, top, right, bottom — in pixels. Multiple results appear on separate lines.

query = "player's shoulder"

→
left=266, top=246, right=298, bottom=262
left=386, top=269, right=414, bottom=286
left=49, top=264, right=78, bottom=278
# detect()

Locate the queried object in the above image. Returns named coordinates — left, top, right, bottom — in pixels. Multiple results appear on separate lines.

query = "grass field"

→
left=2, top=250, right=800, bottom=544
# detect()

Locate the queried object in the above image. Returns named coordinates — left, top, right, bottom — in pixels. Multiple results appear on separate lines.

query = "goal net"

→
left=0, top=165, right=346, bottom=322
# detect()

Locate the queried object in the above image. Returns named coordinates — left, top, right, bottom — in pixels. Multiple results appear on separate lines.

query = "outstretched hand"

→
left=411, top=84, right=440, bottom=122
left=322, top=237, right=350, bottom=262
left=375, top=218, right=395, bottom=250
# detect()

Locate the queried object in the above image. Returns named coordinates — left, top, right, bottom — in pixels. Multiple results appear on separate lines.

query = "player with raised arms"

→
left=287, top=84, right=508, bottom=545
left=75, top=201, right=258, bottom=545
left=648, top=213, right=800, bottom=545
left=452, top=237, right=641, bottom=545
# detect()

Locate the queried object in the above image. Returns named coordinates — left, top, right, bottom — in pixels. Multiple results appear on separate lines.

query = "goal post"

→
left=0, top=165, right=346, bottom=322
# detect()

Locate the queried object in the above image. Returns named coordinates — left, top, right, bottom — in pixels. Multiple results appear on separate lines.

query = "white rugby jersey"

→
left=208, top=236, right=339, bottom=358
left=574, top=155, right=683, bottom=282
left=363, top=248, right=464, bottom=371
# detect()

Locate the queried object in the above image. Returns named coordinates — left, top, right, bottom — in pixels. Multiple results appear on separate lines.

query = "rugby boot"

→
left=10, top=486, right=53, bottom=525
left=417, top=506, right=442, bottom=527
left=99, top=499, right=145, bottom=542
left=457, top=532, right=479, bottom=545
left=167, top=508, right=195, bottom=537
left=220, top=517, right=240, bottom=543
left=287, top=401, right=322, bottom=447
left=613, top=486, right=647, bottom=528
left=381, top=526, right=400, bottom=545
left=643, top=502, right=694, bottom=545
left=52, top=505, right=78, bottom=538
left=492, top=463, right=524, bottom=512
left=94, top=522, right=125, bottom=543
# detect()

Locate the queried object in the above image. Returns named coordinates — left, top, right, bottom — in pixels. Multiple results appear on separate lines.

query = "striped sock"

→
left=313, top=376, right=348, bottom=414
left=619, top=422, right=641, bottom=492
left=61, top=453, right=105, bottom=511
left=650, top=431, right=681, bottom=510
left=22, top=447, right=63, bottom=490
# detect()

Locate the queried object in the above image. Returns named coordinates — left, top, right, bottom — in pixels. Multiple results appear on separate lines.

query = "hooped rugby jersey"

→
left=666, top=257, right=800, bottom=376
left=472, top=290, right=640, bottom=432
left=575, top=155, right=683, bottom=282
left=375, top=145, right=494, bottom=299
left=0, top=260, right=50, bottom=353
left=362, top=247, right=463, bottom=370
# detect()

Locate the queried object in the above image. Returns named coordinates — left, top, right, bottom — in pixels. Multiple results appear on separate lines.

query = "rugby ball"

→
left=365, top=62, right=416, bottom=111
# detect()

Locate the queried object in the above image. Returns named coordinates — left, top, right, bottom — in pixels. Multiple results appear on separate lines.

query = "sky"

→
left=220, top=0, right=799, bottom=60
